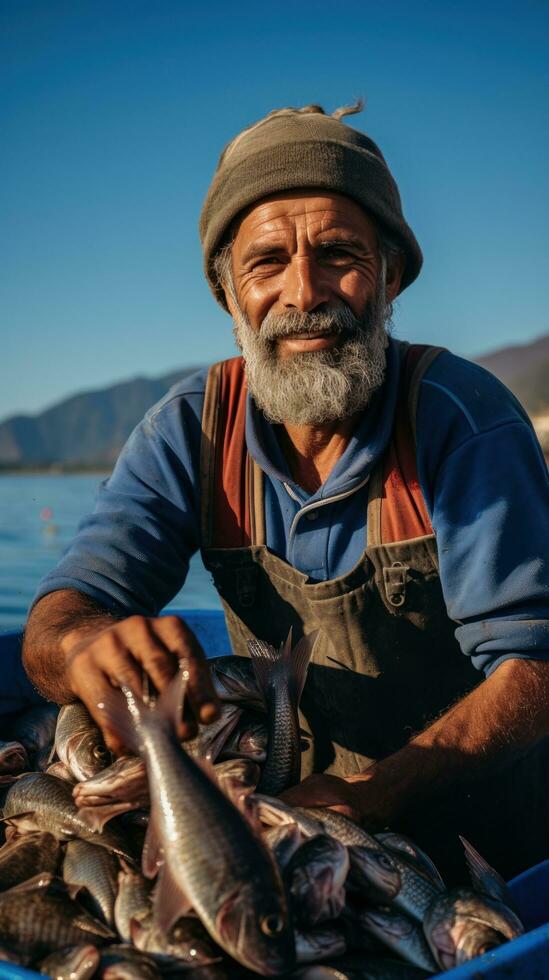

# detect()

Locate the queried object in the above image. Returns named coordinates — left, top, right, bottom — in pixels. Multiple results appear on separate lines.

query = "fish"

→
left=103, top=664, right=295, bottom=976
left=1, top=772, right=136, bottom=864
left=0, top=831, right=61, bottom=891
left=0, top=873, right=114, bottom=959
left=376, top=832, right=445, bottom=892
left=37, top=943, right=101, bottom=979
left=46, top=760, right=77, bottom=783
left=306, top=956, right=432, bottom=979
left=130, top=914, right=222, bottom=967
left=295, top=925, right=347, bottom=964
left=252, top=795, right=329, bottom=839
left=372, top=850, right=444, bottom=924
left=63, top=839, right=119, bottom=927
left=186, top=702, right=243, bottom=762
left=98, top=944, right=162, bottom=980
left=294, top=808, right=382, bottom=849
left=54, top=703, right=113, bottom=782
left=423, top=887, right=524, bottom=971
left=459, top=835, right=518, bottom=911
left=73, top=756, right=148, bottom=809
left=262, top=823, right=305, bottom=871
left=218, top=712, right=268, bottom=763
left=10, top=704, right=60, bottom=755
left=286, top=835, right=349, bottom=926
left=351, top=905, right=437, bottom=973
left=248, top=630, right=317, bottom=796
left=0, top=740, right=29, bottom=774
left=113, top=859, right=153, bottom=943
left=346, top=844, right=402, bottom=903
left=208, top=655, right=265, bottom=710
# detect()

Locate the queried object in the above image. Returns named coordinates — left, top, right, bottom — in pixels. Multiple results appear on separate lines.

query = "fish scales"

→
left=0, top=876, right=113, bottom=958
left=2, top=772, right=135, bottom=863
left=0, top=832, right=61, bottom=892
left=63, top=839, right=119, bottom=927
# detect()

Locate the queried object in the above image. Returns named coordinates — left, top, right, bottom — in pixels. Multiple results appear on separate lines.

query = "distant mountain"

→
left=0, top=367, right=200, bottom=468
left=0, top=333, right=547, bottom=469
left=475, top=333, right=549, bottom=416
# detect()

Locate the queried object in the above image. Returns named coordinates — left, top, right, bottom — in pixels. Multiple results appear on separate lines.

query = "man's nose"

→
left=279, top=257, right=331, bottom=312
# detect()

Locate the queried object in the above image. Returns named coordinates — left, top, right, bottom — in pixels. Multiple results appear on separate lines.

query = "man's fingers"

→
left=155, top=616, right=220, bottom=723
left=120, top=617, right=179, bottom=692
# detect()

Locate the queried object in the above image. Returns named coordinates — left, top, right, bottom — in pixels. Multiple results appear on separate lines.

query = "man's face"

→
left=224, top=192, right=403, bottom=425
left=230, top=191, right=382, bottom=347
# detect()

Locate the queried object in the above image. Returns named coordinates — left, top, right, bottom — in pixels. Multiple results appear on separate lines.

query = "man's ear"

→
left=385, top=251, right=406, bottom=301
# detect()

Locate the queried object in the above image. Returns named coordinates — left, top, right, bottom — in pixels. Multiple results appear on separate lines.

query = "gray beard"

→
left=232, top=287, right=390, bottom=425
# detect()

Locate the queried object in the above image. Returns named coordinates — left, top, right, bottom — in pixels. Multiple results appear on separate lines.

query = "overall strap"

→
left=200, top=357, right=265, bottom=549
left=367, top=344, right=446, bottom=548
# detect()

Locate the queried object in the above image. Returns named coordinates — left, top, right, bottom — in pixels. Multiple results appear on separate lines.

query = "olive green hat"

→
left=199, top=102, right=423, bottom=310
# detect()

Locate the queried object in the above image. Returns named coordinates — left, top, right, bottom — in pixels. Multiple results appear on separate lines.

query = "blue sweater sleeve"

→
left=417, top=353, right=549, bottom=675
left=32, top=376, right=206, bottom=616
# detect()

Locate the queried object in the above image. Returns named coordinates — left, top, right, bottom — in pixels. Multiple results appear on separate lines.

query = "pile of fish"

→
left=0, top=631, right=525, bottom=979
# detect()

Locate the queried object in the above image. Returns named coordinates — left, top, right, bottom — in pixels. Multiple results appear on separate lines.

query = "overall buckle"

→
left=383, top=561, right=408, bottom=607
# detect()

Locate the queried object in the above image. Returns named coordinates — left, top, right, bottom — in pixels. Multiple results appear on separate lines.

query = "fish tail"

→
left=248, top=629, right=318, bottom=706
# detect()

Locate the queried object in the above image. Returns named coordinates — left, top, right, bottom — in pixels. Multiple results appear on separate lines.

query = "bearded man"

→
left=24, top=103, right=549, bottom=881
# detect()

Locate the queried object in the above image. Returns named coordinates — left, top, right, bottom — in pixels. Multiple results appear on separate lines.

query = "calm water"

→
left=0, top=474, right=220, bottom=633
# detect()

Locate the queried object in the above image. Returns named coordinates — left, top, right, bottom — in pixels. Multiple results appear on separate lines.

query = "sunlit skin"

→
left=226, top=192, right=404, bottom=491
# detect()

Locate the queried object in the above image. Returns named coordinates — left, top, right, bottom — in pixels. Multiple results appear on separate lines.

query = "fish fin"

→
left=152, top=861, right=193, bottom=933
left=459, top=835, right=515, bottom=907
left=142, top=806, right=164, bottom=879
left=78, top=801, right=134, bottom=832
left=248, top=628, right=318, bottom=705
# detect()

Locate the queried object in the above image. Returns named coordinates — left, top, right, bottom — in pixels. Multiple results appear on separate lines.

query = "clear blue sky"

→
left=2, top=0, right=548, bottom=421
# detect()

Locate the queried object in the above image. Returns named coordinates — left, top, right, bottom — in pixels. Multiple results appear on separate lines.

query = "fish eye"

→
left=260, top=913, right=284, bottom=936
left=93, top=744, right=110, bottom=761
left=378, top=854, right=394, bottom=869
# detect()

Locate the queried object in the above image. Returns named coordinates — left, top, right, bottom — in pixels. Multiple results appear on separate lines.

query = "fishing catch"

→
left=0, top=625, right=527, bottom=977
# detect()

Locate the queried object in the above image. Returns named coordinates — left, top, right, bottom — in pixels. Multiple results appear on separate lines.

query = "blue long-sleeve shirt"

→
left=34, top=339, right=549, bottom=676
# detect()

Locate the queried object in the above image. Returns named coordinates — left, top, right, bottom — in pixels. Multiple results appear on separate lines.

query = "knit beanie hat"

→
left=200, top=102, right=422, bottom=310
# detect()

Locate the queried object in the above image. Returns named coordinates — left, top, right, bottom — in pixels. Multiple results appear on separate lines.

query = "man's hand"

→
left=61, top=614, right=220, bottom=754
left=280, top=770, right=399, bottom=828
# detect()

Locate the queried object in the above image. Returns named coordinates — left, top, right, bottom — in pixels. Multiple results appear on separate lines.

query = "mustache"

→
left=258, top=305, right=364, bottom=345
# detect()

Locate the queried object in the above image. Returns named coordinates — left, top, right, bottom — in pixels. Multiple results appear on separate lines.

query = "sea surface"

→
left=0, top=474, right=220, bottom=634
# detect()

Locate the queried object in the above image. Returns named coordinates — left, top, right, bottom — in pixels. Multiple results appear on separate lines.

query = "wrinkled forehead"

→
left=233, top=190, right=379, bottom=249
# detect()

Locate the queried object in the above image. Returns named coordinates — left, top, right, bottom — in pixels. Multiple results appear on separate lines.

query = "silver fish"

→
left=459, top=835, right=518, bottom=911
left=186, top=702, right=243, bottom=762
left=376, top=832, right=445, bottom=891
left=113, top=859, right=153, bottom=943
left=376, top=851, right=444, bottom=923
left=46, top=760, right=77, bottom=783
left=248, top=630, right=317, bottom=796
left=73, top=756, right=147, bottom=808
left=99, top=944, right=161, bottom=980
left=63, top=839, right=119, bottom=927
left=0, top=873, right=114, bottom=958
left=219, top=712, right=268, bottom=763
left=208, top=655, right=265, bottom=710
left=55, top=703, right=113, bottom=782
left=0, top=740, right=29, bottom=774
left=262, top=823, right=305, bottom=871
left=2, top=772, right=136, bottom=864
left=347, top=844, right=402, bottom=903
left=295, top=925, right=347, bottom=964
left=286, top=835, right=349, bottom=926
left=11, top=704, right=59, bottom=755
left=0, top=831, right=61, bottom=891
left=38, top=943, right=101, bottom=979
left=352, top=906, right=437, bottom=972
left=105, top=667, right=295, bottom=976
left=130, top=913, right=222, bottom=967
left=423, top=887, right=524, bottom=971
